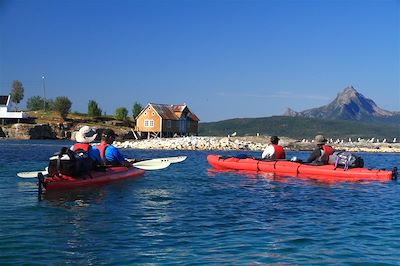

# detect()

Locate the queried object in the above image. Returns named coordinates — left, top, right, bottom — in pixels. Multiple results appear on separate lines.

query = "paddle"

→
left=132, top=161, right=171, bottom=170
left=17, top=169, right=49, bottom=179
left=129, top=155, right=187, bottom=170
left=17, top=156, right=186, bottom=178
left=128, top=156, right=187, bottom=164
left=16, top=162, right=170, bottom=178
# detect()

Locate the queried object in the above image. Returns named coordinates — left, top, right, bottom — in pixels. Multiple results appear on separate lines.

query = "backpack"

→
left=48, top=147, right=93, bottom=177
left=328, top=151, right=364, bottom=170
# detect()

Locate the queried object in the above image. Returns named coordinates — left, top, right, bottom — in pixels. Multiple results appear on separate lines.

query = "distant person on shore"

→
left=71, top=125, right=102, bottom=168
left=261, top=135, right=286, bottom=160
left=305, top=135, right=334, bottom=164
left=98, top=129, right=133, bottom=167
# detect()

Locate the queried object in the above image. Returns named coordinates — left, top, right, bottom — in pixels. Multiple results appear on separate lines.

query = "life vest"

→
left=272, top=144, right=286, bottom=159
left=72, top=143, right=90, bottom=153
left=319, top=145, right=334, bottom=163
left=98, top=143, right=121, bottom=166
left=98, top=143, right=109, bottom=162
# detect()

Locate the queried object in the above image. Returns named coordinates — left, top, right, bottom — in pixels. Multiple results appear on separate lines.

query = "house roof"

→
left=143, top=103, right=200, bottom=121
left=188, top=112, right=200, bottom=122
left=174, top=104, right=200, bottom=121
left=150, top=103, right=179, bottom=120
left=172, top=104, right=187, bottom=113
left=0, top=95, right=9, bottom=106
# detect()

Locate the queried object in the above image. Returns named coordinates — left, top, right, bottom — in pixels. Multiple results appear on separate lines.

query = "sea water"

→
left=1, top=139, right=400, bottom=265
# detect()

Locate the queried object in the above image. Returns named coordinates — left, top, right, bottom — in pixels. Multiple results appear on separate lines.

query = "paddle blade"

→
left=17, top=170, right=49, bottom=178
left=133, top=161, right=171, bottom=170
left=166, top=156, right=187, bottom=163
left=152, top=156, right=187, bottom=163
left=131, top=156, right=187, bottom=164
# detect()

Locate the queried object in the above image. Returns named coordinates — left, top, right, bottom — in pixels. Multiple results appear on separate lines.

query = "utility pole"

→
left=42, top=75, right=46, bottom=112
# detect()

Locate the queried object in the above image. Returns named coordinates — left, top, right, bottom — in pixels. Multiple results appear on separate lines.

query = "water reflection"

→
left=136, top=188, right=173, bottom=224
left=42, top=187, right=106, bottom=208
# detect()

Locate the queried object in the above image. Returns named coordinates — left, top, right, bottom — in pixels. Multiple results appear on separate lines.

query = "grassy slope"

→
left=24, top=111, right=134, bottom=131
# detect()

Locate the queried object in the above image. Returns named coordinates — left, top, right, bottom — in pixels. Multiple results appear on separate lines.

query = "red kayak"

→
left=207, top=155, right=398, bottom=182
left=40, top=167, right=145, bottom=191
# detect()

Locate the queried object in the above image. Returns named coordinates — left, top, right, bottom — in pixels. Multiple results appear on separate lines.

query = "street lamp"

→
left=42, top=75, right=46, bottom=112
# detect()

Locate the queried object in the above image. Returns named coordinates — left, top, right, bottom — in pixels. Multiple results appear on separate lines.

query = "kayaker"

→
left=261, top=135, right=286, bottom=160
left=71, top=125, right=102, bottom=164
left=98, top=129, right=133, bottom=167
left=305, top=135, right=334, bottom=164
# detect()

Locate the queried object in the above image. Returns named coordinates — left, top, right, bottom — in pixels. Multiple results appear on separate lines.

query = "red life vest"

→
left=98, top=142, right=122, bottom=166
left=72, top=143, right=90, bottom=153
left=321, top=145, right=334, bottom=162
left=97, top=143, right=109, bottom=160
left=272, top=144, right=286, bottom=159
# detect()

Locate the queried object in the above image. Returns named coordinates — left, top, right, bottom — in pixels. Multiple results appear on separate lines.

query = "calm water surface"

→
left=1, top=139, right=400, bottom=265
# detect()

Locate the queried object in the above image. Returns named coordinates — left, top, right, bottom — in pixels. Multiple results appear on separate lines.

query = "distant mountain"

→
left=199, top=86, right=399, bottom=139
left=199, top=116, right=399, bottom=140
left=283, top=86, right=400, bottom=124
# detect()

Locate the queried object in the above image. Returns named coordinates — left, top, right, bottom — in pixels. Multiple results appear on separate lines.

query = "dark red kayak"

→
left=40, top=167, right=145, bottom=191
left=207, top=155, right=397, bottom=182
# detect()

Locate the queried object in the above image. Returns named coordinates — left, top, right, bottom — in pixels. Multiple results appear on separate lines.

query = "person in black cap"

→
left=305, top=135, right=334, bottom=164
left=97, top=129, right=134, bottom=167
left=261, top=135, right=286, bottom=160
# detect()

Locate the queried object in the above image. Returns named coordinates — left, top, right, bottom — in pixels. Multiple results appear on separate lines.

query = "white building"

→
left=0, top=95, right=28, bottom=122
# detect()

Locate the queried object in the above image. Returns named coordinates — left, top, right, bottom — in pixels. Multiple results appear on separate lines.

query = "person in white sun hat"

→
left=71, top=125, right=102, bottom=164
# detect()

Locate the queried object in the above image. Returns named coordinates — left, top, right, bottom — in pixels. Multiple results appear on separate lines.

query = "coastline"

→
left=2, top=122, right=398, bottom=153
left=113, top=136, right=400, bottom=153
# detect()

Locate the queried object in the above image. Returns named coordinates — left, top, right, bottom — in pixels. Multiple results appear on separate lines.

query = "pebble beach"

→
left=113, top=136, right=400, bottom=153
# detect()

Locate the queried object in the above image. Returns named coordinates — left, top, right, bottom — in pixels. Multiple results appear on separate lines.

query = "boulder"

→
left=0, top=127, right=5, bottom=138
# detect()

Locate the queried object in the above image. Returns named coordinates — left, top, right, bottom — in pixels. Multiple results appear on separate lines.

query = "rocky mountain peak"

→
left=283, top=86, right=398, bottom=122
left=343, top=85, right=356, bottom=94
left=334, top=85, right=362, bottom=106
left=283, top=107, right=298, bottom=117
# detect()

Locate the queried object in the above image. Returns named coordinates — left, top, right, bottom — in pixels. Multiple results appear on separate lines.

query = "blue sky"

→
left=0, top=0, right=399, bottom=122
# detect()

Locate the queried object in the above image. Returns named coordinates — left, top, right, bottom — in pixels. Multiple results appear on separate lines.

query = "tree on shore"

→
left=26, top=96, right=53, bottom=111
left=88, top=100, right=102, bottom=118
left=10, top=80, right=24, bottom=110
left=132, top=101, right=143, bottom=119
left=53, top=96, right=72, bottom=120
left=115, top=107, right=128, bottom=121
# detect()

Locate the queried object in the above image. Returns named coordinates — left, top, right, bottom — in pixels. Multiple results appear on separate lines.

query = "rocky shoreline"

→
left=113, top=136, right=400, bottom=153
left=0, top=123, right=136, bottom=140
left=1, top=123, right=399, bottom=153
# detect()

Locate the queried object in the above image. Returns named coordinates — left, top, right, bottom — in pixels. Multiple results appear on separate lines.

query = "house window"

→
left=144, top=119, right=154, bottom=127
left=152, top=112, right=155, bottom=116
left=167, top=120, right=172, bottom=128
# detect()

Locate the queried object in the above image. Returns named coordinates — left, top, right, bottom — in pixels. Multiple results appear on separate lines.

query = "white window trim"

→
left=144, top=119, right=154, bottom=127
